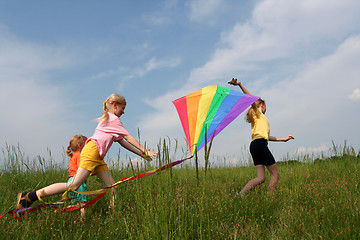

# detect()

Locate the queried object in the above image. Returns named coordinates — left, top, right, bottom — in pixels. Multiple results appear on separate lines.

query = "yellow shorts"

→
left=79, top=140, right=109, bottom=175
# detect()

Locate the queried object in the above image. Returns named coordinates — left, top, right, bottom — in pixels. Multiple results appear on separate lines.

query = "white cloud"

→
left=252, top=0, right=360, bottom=39
left=143, top=15, right=173, bottom=26
left=125, top=157, right=145, bottom=167
left=143, top=57, right=181, bottom=73
left=90, top=57, right=181, bottom=91
left=140, top=0, right=360, bottom=161
left=186, top=0, right=360, bottom=86
left=187, top=0, right=223, bottom=23
left=140, top=0, right=178, bottom=26
left=268, top=35, right=360, bottom=120
left=89, top=66, right=126, bottom=81
left=296, top=144, right=330, bottom=155
left=349, top=88, right=360, bottom=101
left=139, top=90, right=188, bottom=147
left=0, top=29, right=77, bottom=161
left=125, top=57, right=182, bottom=91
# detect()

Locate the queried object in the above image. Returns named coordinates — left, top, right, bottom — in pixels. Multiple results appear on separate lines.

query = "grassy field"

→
left=0, top=143, right=359, bottom=239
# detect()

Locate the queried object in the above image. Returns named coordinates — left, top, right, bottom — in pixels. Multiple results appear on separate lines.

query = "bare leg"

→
left=77, top=202, right=86, bottom=219
left=96, top=170, right=116, bottom=208
left=241, top=165, right=266, bottom=194
left=36, top=167, right=91, bottom=198
left=266, top=163, right=279, bottom=191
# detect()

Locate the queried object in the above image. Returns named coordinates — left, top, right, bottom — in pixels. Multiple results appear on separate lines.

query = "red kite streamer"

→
left=0, top=156, right=192, bottom=220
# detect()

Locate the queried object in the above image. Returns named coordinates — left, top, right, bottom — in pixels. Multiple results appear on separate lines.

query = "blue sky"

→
left=1, top=0, right=360, bottom=167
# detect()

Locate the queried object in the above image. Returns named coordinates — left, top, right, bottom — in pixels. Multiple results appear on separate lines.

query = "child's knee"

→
left=256, top=176, right=266, bottom=184
left=272, top=172, right=279, bottom=180
left=67, top=182, right=81, bottom=191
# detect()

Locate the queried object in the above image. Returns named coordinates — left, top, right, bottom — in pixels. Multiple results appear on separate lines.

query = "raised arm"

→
left=228, top=78, right=258, bottom=109
left=228, top=78, right=252, bottom=95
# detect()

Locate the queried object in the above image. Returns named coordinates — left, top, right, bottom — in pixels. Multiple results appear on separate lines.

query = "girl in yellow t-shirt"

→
left=228, top=78, right=294, bottom=196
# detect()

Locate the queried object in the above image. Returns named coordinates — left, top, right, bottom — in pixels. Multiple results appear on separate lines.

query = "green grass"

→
left=0, top=143, right=359, bottom=239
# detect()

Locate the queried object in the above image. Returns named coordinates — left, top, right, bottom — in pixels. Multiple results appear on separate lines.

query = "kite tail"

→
left=0, top=155, right=193, bottom=220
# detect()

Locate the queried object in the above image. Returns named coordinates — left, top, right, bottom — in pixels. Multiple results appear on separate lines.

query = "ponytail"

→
left=66, top=145, right=73, bottom=158
left=96, top=93, right=126, bottom=122
left=96, top=100, right=110, bottom=122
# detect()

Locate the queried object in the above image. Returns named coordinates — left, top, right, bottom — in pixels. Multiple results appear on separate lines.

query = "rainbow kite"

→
left=172, top=85, right=259, bottom=155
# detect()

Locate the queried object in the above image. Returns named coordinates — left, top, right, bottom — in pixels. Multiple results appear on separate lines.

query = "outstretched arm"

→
left=228, top=78, right=252, bottom=95
left=269, top=135, right=294, bottom=142
left=118, top=139, right=144, bottom=156
left=120, top=135, right=158, bottom=161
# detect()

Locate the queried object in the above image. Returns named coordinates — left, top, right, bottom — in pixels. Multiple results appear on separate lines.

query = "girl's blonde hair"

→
left=246, top=99, right=265, bottom=124
left=66, top=135, right=88, bottom=157
left=96, top=93, right=126, bottom=122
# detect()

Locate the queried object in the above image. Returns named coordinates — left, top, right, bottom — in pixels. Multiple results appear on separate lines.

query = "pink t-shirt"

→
left=88, top=112, right=129, bottom=158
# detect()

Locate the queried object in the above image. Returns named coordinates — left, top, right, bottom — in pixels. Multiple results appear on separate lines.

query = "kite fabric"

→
left=172, top=85, right=259, bottom=155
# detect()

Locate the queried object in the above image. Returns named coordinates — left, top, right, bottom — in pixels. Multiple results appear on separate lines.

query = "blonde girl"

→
left=228, top=78, right=294, bottom=195
left=17, top=93, right=158, bottom=209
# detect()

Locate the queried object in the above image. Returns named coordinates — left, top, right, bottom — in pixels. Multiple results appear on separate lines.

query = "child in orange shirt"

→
left=66, top=135, right=89, bottom=218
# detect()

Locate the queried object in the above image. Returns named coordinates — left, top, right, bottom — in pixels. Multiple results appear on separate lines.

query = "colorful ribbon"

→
left=0, top=156, right=193, bottom=220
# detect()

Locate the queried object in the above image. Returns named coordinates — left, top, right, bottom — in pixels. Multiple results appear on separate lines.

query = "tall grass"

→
left=0, top=141, right=359, bottom=239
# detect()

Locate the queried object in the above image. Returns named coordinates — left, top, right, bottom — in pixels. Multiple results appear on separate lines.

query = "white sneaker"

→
left=235, top=191, right=245, bottom=198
